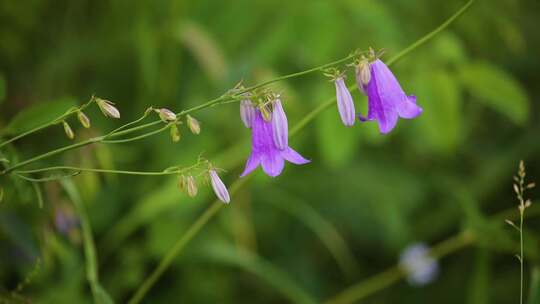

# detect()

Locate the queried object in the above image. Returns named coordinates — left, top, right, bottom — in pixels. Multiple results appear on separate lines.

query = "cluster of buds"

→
left=176, top=163, right=230, bottom=204
left=153, top=107, right=201, bottom=143
left=61, top=96, right=121, bottom=140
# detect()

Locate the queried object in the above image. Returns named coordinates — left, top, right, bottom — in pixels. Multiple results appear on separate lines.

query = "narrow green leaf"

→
left=459, top=61, right=529, bottom=124
left=204, top=243, right=317, bottom=304
left=60, top=179, right=115, bottom=304
left=6, top=98, right=76, bottom=135
left=528, top=267, right=540, bottom=304
left=31, top=182, right=44, bottom=208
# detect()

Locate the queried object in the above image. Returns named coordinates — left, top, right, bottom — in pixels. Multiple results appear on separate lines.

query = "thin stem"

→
left=0, top=99, right=94, bottom=149
left=16, top=166, right=183, bottom=176
left=128, top=178, right=249, bottom=304
left=102, top=124, right=171, bottom=144
left=520, top=210, right=524, bottom=304
left=127, top=1, right=476, bottom=302
left=385, top=0, right=475, bottom=66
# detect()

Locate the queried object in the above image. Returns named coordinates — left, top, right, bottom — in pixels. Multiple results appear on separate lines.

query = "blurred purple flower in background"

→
left=399, top=243, right=439, bottom=286
left=241, top=109, right=309, bottom=177
left=358, top=59, right=422, bottom=133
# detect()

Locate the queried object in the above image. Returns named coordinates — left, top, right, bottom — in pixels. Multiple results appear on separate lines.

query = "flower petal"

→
left=271, top=99, right=288, bottom=150
left=261, top=151, right=284, bottom=177
left=397, top=95, right=423, bottom=119
left=240, top=153, right=261, bottom=177
left=281, top=148, right=310, bottom=165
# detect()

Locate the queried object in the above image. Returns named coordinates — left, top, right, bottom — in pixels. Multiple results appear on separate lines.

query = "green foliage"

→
left=0, top=0, right=539, bottom=303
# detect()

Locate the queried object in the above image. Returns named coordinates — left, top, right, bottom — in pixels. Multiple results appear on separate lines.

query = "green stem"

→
left=15, top=166, right=187, bottom=176
left=385, top=0, right=475, bottom=66
left=0, top=99, right=94, bottom=149
left=127, top=1, right=476, bottom=302
left=102, top=123, right=171, bottom=144
left=520, top=210, right=524, bottom=304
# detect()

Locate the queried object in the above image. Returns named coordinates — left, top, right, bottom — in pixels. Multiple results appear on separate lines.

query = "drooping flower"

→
left=271, top=99, right=288, bottom=150
left=399, top=243, right=439, bottom=286
left=358, top=59, right=422, bottom=134
left=156, top=108, right=177, bottom=122
left=62, top=121, right=75, bottom=139
left=334, top=77, right=356, bottom=127
left=96, top=98, right=120, bottom=119
left=209, top=169, right=230, bottom=204
left=186, top=115, right=201, bottom=134
left=240, top=99, right=256, bottom=128
left=241, top=109, right=309, bottom=177
left=77, top=111, right=91, bottom=128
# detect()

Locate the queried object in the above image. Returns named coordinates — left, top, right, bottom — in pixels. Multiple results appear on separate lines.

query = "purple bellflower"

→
left=334, top=77, right=356, bottom=127
left=358, top=59, right=422, bottom=134
left=399, top=243, right=439, bottom=286
left=241, top=108, right=309, bottom=177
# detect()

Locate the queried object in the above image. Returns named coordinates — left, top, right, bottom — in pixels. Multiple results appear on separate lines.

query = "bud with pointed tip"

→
left=157, top=108, right=177, bottom=122
left=209, top=169, right=230, bottom=204
left=240, top=99, right=256, bottom=128
left=186, top=176, right=198, bottom=197
left=186, top=115, right=200, bottom=134
left=63, top=121, right=75, bottom=139
left=335, top=77, right=356, bottom=127
left=170, top=124, right=181, bottom=142
left=271, top=99, right=288, bottom=150
left=355, top=58, right=371, bottom=95
left=96, top=98, right=120, bottom=119
left=177, top=175, right=187, bottom=192
left=77, top=111, right=91, bottom=128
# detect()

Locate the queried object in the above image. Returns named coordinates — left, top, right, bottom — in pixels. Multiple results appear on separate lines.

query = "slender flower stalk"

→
left=334, top=77, right=356, bottom=127
left=271, top=98, right=288, bottom=150
left=209, top=169, right=230, bottom=203
left=127, top=1, right=476, bottom=302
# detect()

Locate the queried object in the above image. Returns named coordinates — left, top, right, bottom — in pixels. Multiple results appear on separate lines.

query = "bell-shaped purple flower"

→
left=358, top=59, right=422, bottom=134
left=335, top=77, right=356, bottom=127
left=271, top=99, right=288, bottom=150
left=241, top=109, right=309, bottom=177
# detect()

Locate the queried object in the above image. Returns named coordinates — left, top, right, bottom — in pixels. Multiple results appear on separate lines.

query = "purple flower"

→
left=399, top=243, right=439, bottom=286
left=335, top=77, right=356, bottom=127
left=358, top=59, right=422, bottom=134
left=209, top=169, right=230, bottom=204
left=271, top=99, right=288, bottom=150
left=241, top=109, right=310, bottom=177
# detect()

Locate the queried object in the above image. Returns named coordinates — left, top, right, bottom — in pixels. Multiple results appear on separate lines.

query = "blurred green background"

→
left=1, top=0, right=539, bottom=303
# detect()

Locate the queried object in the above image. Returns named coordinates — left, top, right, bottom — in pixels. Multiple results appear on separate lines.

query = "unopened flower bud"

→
left=63, top=121, right=75, bottom=139
left=170, top=124, right=181, bottom=142
left=356, top=59, right=371, bottom=87
left=96, top=98, right=120, bottom=119
left=240, top=99, right=256, bottom=128
left=209, top=169, right=230, bottom=204
left=177, top=175, right=187, bottom=192
left=186, top=176, right=198, bottom=197
left=259, top=104, right=272, bottom=122
left=271, top=99, right=288, bottom=150
left=186, top=115, right=200, bottom=135
left=157, top=108, right=177, bottom=122
left=335, top=77, right=356, bottom=127
left=77, top=111, right=91, bottom=128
